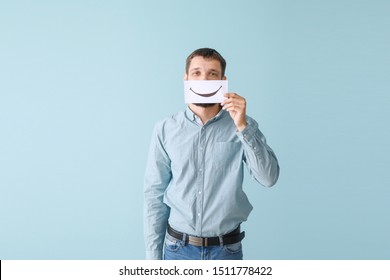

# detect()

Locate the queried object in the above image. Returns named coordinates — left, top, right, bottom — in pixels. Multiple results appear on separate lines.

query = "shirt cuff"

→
left=146, top=250, right=163, bottom=260
left=236, top=122, right=257, bottom=148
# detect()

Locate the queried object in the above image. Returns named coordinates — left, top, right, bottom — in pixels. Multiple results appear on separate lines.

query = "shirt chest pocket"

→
left=209, top=142, right=243, bottom=171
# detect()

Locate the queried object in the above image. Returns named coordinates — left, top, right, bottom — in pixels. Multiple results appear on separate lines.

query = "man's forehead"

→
left=189, top=57, right=222, bottom=70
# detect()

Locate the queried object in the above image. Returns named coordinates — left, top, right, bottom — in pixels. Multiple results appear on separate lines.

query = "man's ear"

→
left=223, top=75, right=227, bottom=80
left=183, top=73, right=188, bottom=80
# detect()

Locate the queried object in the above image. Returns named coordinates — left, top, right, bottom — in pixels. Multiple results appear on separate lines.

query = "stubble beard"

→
left=192, top=103, right=218, bottom=108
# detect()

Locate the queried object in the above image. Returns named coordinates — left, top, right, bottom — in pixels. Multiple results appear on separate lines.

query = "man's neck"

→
left=188, top=104, right=222, bottom=125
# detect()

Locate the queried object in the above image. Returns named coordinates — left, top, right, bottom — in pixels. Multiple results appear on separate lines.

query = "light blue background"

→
left=1, top=0, right=389, bottom=259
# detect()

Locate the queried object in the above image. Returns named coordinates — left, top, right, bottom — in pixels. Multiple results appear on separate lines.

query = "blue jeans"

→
left=163, top=232, right=243, bottom=260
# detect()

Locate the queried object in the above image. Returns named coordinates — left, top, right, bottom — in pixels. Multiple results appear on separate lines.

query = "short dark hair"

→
left=185, top=48, right=227, bottom=77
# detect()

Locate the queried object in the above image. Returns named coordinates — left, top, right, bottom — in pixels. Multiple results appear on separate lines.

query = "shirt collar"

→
left=185, top=106, right=226, bottom=125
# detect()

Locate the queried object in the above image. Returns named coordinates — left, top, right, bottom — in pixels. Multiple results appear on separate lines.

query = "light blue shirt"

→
left=144, top=107, right=279, bottom=259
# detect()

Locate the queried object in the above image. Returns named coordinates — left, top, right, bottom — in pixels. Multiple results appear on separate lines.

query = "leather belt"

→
left=167, top=224, right=245, bottom=247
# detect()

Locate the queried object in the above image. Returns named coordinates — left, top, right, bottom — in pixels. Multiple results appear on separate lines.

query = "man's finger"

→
left=224, top=92, right=239, bottom=98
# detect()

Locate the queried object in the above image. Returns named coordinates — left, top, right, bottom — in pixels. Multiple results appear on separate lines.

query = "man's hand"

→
left=221, top=93, right=247, bottom=132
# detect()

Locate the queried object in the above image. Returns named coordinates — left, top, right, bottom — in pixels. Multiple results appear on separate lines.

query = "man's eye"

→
left=192, top=71, right=200, bottom=76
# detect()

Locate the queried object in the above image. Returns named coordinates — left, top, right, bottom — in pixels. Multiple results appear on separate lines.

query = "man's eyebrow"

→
left=208, top=69, right=221, bottom=74
left=189, top=68, right=220, bottom=74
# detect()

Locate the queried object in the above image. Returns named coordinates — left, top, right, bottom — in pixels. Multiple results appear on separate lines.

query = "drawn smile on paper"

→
left=189, top=85, right=222, bottom=98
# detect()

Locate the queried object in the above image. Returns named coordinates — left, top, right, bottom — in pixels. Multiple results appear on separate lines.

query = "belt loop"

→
left=182, top=233, right=187, bottom=245
left=218, top=236, right=224, bottom=247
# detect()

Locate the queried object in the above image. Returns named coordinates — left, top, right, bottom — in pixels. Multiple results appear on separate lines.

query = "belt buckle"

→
left=188, top=236, right=205, bottom=247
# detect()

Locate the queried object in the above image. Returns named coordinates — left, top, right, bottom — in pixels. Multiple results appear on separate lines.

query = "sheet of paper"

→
left=184, top=80, right=228, bottom=104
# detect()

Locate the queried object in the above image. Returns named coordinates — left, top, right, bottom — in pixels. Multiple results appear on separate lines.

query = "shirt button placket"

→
left=196, top=126, right=206, bottom=233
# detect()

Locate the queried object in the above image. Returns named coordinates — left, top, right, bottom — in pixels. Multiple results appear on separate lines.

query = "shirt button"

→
left=198, top=191, right=202, bottom=195
left=199, top=168, right=203, bottom=172
left=197, top=213, right=201, bottom=216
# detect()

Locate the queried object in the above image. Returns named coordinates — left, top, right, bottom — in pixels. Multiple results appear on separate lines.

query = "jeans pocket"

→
left=164, top=235, right=183, bottom=253
left=223, top=242, right=242, bottom=254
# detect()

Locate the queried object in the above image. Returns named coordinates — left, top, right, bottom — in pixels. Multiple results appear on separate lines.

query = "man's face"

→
left=184, top=56, right=226, bottom=107
left=184, top=56, right=225, bottom=81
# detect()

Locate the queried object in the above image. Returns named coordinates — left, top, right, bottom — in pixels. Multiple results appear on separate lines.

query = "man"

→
left=144, top=48, right=279, bottom=260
